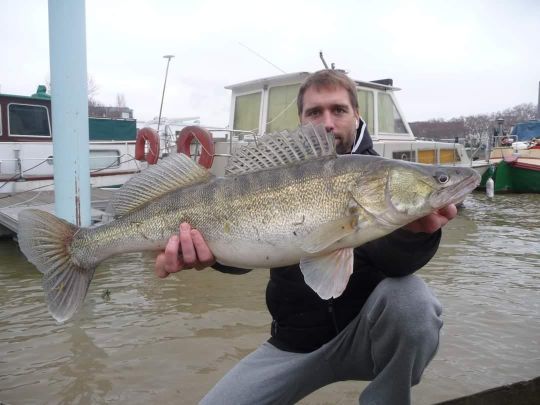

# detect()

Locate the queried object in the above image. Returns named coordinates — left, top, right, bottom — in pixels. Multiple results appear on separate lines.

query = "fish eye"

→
left=435, top=173, right=449, bottom=184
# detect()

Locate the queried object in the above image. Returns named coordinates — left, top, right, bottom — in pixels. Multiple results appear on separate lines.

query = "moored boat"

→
left=0, top=86, right=145, bottom=194
left=181, top=72, right=490, bottom=177
left=480, top=119, right=540, bottom=193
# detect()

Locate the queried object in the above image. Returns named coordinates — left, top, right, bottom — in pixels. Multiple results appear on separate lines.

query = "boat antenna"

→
left=319, top=51, right=336, bottom=70
left=319, top=51, right=329, bottom=69
left=238, top=42, right=287, bottom=73
left=157, top=55, right=174, bottom=135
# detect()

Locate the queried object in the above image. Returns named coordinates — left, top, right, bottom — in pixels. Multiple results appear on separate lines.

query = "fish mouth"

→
left=430, top=171, right=481, bottom=209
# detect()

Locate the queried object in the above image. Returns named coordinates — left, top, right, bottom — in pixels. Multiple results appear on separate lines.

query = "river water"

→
left=0, top=192, right=538, bottom=404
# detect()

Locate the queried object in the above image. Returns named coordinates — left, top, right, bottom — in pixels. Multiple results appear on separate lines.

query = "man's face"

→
left=299, top=85, right=359, bottom=154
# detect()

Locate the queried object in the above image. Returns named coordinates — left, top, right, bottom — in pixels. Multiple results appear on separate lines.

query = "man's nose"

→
left=322, top=111, right=334, bottom=132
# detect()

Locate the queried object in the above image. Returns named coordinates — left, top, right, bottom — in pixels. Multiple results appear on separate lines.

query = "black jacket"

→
left=214, top=120, right=441, bottom=353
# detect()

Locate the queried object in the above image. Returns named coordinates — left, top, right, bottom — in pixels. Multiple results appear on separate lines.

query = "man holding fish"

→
left=155, top=70, right=457, bottom=404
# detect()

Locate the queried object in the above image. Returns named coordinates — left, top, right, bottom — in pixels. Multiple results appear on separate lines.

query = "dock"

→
left=435, top=376, right=539, bottom=405
left=0, top=188, right=114, bottom=236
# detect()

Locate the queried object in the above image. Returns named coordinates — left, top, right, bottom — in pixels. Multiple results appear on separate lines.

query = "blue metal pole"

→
left=48, top=0, right=91, bottom=226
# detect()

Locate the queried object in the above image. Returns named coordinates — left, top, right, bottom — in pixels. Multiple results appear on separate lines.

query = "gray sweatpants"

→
left=200, top=275, right=443, bottom=405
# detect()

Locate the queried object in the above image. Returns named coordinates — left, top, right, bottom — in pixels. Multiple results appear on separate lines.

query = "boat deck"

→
left=0, top=188, right=113, bottom=236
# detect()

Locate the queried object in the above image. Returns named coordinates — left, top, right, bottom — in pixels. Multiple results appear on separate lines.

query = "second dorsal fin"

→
left=108, top=153, right=213, bottom=218
left=225, top=124, right=335, bottom=175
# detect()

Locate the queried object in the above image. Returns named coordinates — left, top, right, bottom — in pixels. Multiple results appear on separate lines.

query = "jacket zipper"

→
left=328, top=298, right=339, bottom=334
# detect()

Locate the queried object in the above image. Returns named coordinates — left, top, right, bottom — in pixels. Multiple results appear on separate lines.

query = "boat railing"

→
left=488, top=134, right=520, bottom=160
left=160, top=125, right=259, bottom=159
left=493, top=134, right=518, bottom=147
left=0, top=152, right=140, bottom=180
left=438, top=133, right=492, bottom=163
left=465, top=133, right=490, bottom=162
left=0, top=155, right=52, bottom=180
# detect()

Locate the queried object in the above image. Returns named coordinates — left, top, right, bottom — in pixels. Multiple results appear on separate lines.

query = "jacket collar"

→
left=350, top=117, right=373, bottom=155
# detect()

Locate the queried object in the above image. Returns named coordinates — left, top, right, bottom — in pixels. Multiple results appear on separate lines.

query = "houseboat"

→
left=0, top=86, right=145, bottom=194
left=222, top=72, right=490, bottom=175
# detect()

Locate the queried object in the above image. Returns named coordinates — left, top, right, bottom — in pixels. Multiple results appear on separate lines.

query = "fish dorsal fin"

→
left=225, top=124, right=335, bottom=175
left=108, top=153, right=213, bottom=217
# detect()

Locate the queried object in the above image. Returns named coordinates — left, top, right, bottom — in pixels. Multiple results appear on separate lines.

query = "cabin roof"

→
left=225, top=71, right=401, bottom=92
left=0, top=85, right=51, bottom=101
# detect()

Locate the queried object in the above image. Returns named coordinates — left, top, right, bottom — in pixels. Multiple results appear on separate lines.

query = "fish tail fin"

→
left=18, top=209, right=96, bottom=323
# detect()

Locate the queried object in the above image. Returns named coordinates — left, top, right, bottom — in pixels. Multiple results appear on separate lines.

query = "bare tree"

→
left=87, top=75, right=99, bottom=99
left=409, top=119, right=466, bottom=140
left=462, top=114, right=492, bottom=136
left=86, top=75, right=101, bottom=108
left=411, top=102, right=538, bottom=140
left=498, top=103, right=536, bottom=128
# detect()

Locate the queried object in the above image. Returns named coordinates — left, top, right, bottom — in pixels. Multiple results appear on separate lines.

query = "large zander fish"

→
left=18, top=125, right=480, bottom=322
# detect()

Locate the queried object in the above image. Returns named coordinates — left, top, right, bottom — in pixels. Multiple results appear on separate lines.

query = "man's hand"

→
left=154, top=223, right=216, bottom=278
left=403, top=204, right=457, bottom=234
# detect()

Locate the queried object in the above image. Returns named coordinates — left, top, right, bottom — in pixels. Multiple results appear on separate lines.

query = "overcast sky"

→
left=1, top=0, right=539, bottom=127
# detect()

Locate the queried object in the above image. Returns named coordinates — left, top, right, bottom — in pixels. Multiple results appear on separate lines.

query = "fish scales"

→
left=74, top=156, right=367, bottom=269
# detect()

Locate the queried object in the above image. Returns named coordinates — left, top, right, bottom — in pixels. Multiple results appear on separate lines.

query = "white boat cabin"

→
left=225, top=72, right=482, bottom=168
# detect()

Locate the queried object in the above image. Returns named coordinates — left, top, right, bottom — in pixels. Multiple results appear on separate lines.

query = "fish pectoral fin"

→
left=300, top=248, right=354, bottom=300
left=300, top=215, right=358, bottom=254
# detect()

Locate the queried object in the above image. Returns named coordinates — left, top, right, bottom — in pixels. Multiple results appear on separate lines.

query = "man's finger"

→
left=437, top=204, right=457, bottom=220
left=179, top=223, right=197, bottom=266
left=191, top=229, right=215, bottom=269
left=164, top=235, right=181, bottom=273
left=155, top=253, right=169, bottom=278
left=421, top=213, right=446, bottom=234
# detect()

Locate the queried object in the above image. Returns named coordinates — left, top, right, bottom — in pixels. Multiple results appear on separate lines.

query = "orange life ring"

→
left=135, top=127, right=160, bottom=165
left=176, top=126, right=214, bottom=169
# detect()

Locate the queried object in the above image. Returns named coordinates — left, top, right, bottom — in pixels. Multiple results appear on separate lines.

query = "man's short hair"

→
left=297, top=70, right=359, bottom=116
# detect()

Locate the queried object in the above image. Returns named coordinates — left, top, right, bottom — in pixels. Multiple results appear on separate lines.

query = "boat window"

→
left=418, top=150, right=437, bottom=164
left=356, top=89, right=374, bottom=135
left=392, top=151, right=416, bottom=162
left=89, top=150, right=120, bottom=170
left=440, top=148, right=461, bottom=163
left=378, top=93, right=407, bottom=134
left=8, top=103, right=51, bottom=137
left=233, top=92, right=261, bottom=133
left=266, top=84, right=300, bottom=133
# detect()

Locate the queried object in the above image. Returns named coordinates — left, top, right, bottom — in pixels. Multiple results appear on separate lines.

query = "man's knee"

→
left=368, top=275, right=443, bottom=343
left=366, top=276, right=443, bottom=384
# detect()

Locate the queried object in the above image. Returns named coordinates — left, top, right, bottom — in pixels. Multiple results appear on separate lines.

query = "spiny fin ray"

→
left=225, top=124, right=335, bottom=175
left=108, top=153, right=213, bottom=218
